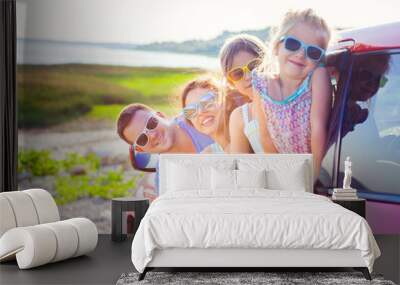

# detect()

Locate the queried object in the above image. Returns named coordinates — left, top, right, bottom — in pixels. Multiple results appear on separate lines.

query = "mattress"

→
left=131, top=190, right=380, bottom=273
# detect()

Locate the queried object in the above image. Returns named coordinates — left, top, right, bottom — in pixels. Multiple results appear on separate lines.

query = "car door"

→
left=337, top=49, right=400, bottom=202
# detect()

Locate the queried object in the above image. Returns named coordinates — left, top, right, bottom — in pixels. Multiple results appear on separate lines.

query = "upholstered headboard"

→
left=159, top=154, right=313, bottom=195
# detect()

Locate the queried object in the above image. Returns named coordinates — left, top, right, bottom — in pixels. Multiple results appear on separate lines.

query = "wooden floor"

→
left=1, top=235, right=399, bottom=285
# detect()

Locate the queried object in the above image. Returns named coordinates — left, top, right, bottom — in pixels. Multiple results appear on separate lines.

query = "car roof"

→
left=332, top=21, right=400, bottom=52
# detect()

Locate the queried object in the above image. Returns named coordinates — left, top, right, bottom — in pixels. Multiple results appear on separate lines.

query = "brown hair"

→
left=181, top=77, right=221, bottom=109
left=219, top=34, right=267, bottom=77
left=116, top=103, right=153, bottom=144
left=181, top=77, right=247, bottom=141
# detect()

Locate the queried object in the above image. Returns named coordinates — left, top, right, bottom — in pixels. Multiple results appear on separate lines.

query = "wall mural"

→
left=16, top=1, right=399, bottom=234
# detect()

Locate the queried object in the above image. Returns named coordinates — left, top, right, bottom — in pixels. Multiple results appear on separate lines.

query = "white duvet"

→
left=131, top=190, right=380, bottom=273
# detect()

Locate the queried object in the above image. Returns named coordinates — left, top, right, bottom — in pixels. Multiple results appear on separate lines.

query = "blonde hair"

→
left=219, top=34, right=267, bottom=76
left=264, top=8, right=332, bottom=74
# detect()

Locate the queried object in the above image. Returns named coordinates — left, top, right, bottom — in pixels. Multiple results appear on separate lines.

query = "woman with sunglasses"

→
left=252, top=8, right=333, bottom=177
left=220, top=34, right=277, bottom=154
left=181, top=78, right=231, bottom=153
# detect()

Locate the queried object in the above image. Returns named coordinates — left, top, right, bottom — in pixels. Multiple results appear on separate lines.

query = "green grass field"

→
left=86, top=103, right=179, bottom=121
left=17, top=64, right=204, bottom=128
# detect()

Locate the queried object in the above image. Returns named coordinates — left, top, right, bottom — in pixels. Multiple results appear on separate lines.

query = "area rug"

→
left=116, top=271, right=395, bottom=285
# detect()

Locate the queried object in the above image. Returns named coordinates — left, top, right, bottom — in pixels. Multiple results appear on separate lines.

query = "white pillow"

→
left=211, top=168, right=236, bottom=190
left=165, top=159, right=236, bottom=193
left=167, top=162, right=211, bottom=192
left=236, top=169, right=267, bottom=189
left=211, top=169, right=267, bottom=190
left=266, top=161, right=308, bottom=191
left=237, top=158, right=310, bottom=192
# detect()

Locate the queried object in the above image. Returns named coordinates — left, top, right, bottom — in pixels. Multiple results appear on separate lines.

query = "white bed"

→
left=131, top=154, right=380, bottom=280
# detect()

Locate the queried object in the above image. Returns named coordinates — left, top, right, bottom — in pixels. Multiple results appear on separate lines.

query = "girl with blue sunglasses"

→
left=252, top=8, right=333, bottom=178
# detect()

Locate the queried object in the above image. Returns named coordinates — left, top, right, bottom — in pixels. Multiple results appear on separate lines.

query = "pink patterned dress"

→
left=251, top=70, right=313, bottom=153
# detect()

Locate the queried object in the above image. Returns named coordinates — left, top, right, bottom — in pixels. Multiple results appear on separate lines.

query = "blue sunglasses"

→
left=280, top=35, right=325, bottom=62
left=183, top=92, right=217, bottom=120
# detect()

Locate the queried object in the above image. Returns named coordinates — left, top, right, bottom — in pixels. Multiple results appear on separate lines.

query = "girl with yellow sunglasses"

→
left=219, top=34, right=277, bottom=154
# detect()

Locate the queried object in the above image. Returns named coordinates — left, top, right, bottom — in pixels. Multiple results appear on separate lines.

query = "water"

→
left=17, top=39, right=219, bottom=70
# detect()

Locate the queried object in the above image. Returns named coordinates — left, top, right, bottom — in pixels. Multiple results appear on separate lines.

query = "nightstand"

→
left=331, top=198, right=366, bottom=218
left=111, top=198, right=149, bottom=242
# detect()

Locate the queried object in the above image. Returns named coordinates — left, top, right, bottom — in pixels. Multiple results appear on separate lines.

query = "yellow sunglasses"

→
left=227, top=58, right=262, bottom=82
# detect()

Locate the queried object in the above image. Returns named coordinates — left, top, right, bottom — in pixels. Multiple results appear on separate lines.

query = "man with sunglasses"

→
left=117, top=103, right=213, bottom=154
left=117, top=103, right=213, bottom=197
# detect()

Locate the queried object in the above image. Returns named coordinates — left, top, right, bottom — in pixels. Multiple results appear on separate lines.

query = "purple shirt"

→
left=174, top=116, right=214, bottom=153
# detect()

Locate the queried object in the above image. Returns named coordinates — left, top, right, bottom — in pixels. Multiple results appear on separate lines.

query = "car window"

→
left=339, top=52, right=400, bottom=195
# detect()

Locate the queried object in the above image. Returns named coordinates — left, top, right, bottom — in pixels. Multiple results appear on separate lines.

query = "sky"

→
left=16, top=0, right=400, bottom=44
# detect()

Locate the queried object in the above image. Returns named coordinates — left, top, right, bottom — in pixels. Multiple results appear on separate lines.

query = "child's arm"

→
left=229, top=107, right=252, bottom=153
left=311, top=67, right=332, bottom=180
left=252, top=86, right=278, bottom=153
